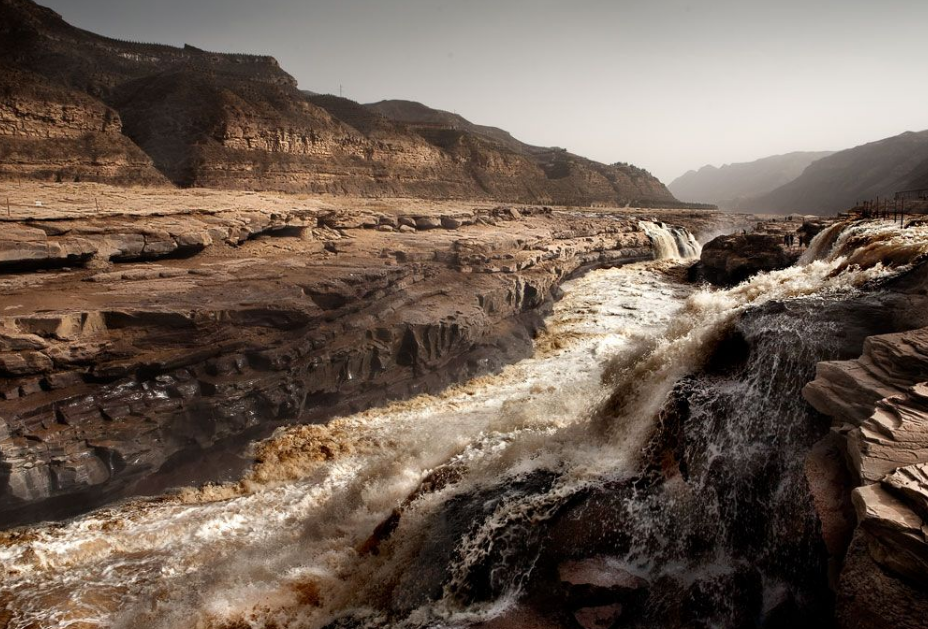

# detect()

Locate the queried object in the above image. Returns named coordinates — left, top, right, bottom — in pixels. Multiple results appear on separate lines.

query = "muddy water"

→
left=0, top=260, right=694, bottom=628
left=2, top=220, right=927, bottom=629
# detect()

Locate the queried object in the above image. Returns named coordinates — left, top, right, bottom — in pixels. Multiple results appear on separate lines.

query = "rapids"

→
left=2, top=219, right=928, bottom=628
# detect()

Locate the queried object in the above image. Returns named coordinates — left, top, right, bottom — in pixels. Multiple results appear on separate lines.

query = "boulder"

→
left=697, top=232, right=800, bottom=286
left=440, top=215, right=463, bottom=230
left=414, top=216, right=442, bottom=231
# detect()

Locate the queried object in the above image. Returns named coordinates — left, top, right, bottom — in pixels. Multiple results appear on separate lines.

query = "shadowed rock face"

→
left=691, top=217, right=819, bottom=286
left=0, top=188, right=722, bottom=526
left=698, top=232, right=800, bottom=286
left=0, top=0, right=686, bottom=207
left=802, top=267, right=928, bottom=629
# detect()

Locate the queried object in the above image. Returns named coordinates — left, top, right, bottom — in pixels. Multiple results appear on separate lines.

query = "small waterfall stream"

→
left=640, top=221, right=703, bottom=259
left=2, top=221, right=927, bottom=628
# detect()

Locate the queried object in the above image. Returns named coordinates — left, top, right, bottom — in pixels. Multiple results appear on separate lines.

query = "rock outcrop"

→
left=0, top=182, right=723, bottom=526
left=697, top=232, right=799, bottom=286
left=804, top=324, right=928, bottom=627
left=0, top=0, right=687, bottom=207
left=692, top=217, right=815, bottom=285
left=0, top=66, right=167, bottom=185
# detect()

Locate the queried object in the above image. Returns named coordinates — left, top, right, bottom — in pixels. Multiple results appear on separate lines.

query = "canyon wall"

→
left=0, top=186, right=721, bottom=525
left=0, top=66, right=167, bottom=185
left=0, top=0, right=686, bottom=207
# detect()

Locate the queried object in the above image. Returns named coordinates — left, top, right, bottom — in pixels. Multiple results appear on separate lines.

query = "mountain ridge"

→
left=669, top=150, right=834, bottom=210
left=748, top=130, right=928, bottom=214
left=0, top=0, right=691, bottom=207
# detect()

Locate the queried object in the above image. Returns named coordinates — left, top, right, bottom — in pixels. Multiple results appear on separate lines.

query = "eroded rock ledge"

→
left=0, top=185, right=724, bottom=526
left=804, top=310, right=928, bottom=627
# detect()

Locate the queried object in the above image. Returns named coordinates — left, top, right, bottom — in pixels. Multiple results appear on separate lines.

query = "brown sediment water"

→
left=1, top=221, right=926, bottom=628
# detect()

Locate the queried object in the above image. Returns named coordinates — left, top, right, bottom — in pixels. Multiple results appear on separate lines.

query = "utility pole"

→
left=339, top=84, right=343, bottom=98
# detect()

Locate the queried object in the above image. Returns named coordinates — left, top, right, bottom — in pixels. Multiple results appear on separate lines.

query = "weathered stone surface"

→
left=697, top=232, right=800, bottom=286
left=0, top=188, right=724, bottom=525
left=836, top=534, right=928, bottom=629
left=0, top=0, right=695, bottom=208
left=847, top=388, right=928, bottom=485
left=805, top=327, right=928, bottom=483
left=883, top=462, right=928, bottom=521
left=0, top=350, right=52, bottom=375
left=804, top=323, right=928, bottom=628
left=852, top=480, right=928, bottom=585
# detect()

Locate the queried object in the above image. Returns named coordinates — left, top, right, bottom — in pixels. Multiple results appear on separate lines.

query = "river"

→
left=1, top=220, right=926, bottom=628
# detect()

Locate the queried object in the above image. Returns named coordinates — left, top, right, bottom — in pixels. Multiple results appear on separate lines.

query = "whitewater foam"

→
left=2, top=220, right=927, bottom=628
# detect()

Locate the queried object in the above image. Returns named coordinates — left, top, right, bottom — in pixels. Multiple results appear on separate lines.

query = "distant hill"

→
left=899, top=155, right=928, bottom=192
left=669, top=151, right=833, bottom=210
left=749, top=130, right=928, bottom=214
left=0, top=0, right=686, bottom=207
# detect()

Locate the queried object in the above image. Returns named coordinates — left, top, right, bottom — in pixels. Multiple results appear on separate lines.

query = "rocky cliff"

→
left=0, top=65, right=167, bottom=184
left=692, top=222, right=928, bottom=628
left=803, top=286, right=928, bottom=628
left=0, top=0, right=683, bottom=207
left=0, top=182, right=722, bottom=526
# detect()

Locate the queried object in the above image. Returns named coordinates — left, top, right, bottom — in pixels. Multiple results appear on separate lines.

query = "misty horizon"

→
left=32, top=0, right=928, bottom=183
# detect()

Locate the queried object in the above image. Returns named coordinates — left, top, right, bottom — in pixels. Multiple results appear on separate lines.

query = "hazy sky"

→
left=41, top=0, right=928, bottom=183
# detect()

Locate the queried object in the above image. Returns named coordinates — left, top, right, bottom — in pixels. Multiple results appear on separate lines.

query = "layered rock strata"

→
left=0, top=0, right=688, bottom=207
left=0, top=66, right=167, bottom=185
left=804, top=307, right=928, bottom=627
left=0, top=183, right=722, bottom=526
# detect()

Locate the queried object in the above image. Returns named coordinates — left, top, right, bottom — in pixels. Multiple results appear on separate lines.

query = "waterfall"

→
left=799, top=220, right=847, bottom=265
left=639, top=221, right=702, bottom=260
left=2, top=222, right=928, bottom=629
